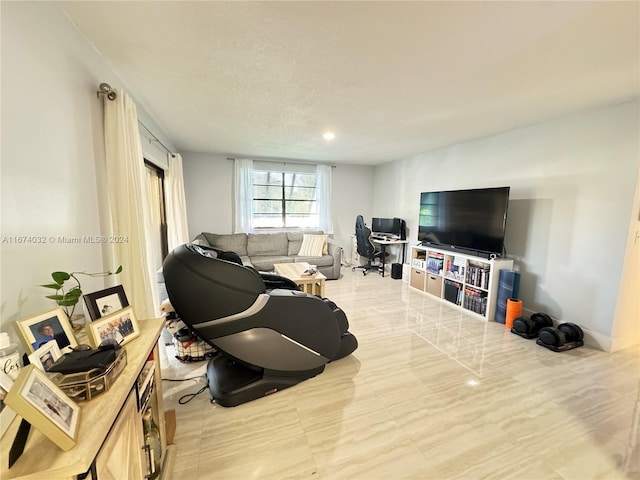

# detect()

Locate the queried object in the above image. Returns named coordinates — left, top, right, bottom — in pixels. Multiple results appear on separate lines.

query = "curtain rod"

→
left=227, top=157, right=336, bottom=168
left=97, top=82, right=175, bottom=158
left=138, top=120, right=176, bottom=158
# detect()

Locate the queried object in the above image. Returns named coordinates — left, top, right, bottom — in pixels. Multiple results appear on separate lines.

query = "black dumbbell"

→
left=537, top=322, right=584, bottom=351
left=511, top=312, right=553, bottom=339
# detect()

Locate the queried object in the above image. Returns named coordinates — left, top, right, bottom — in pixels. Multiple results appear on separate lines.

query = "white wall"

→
left=373, top=101, right=640, bottom=350
left=182, top=153, right=234, bottom=239
left=1, top=2, right=108, bottom=336
left=0, top=3, right=174, bottom=347
left=181, top=153, right=375, bottom=259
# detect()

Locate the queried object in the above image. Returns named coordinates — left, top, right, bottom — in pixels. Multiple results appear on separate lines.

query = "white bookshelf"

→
left=409, top=245, right=513, bottom=322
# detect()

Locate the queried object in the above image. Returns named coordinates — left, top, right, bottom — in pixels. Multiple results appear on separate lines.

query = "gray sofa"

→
left=192, top=231, right=342, bottom=280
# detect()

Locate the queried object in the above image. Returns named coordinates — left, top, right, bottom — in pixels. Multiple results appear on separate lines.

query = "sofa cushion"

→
left=294, top=254, right=334, bottom=267
left=202, top=233, right=248, bottom=257
left=192, top=234, right=208, bottom=246
left=298, top=234, right=328, bottom=256
left=247, top=233, right=288, bottom=256
left=287, top=231, right=324, bottom=255
left=250, top=255, right=293, bottom=271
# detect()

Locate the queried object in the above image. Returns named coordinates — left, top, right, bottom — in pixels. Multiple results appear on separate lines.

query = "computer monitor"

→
left=371, top=217, right=404, bottom=237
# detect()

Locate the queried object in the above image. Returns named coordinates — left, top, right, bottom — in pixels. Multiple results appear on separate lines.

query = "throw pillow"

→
left=298, top=234, right=327, bottom=257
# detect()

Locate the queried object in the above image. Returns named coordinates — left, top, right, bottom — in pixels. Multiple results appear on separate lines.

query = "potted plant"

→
left=41, top=266, right=123, bottom=320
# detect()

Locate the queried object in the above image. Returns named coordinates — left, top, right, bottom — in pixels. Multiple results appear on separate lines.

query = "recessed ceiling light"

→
left=323, top=132, right=335, bottom=141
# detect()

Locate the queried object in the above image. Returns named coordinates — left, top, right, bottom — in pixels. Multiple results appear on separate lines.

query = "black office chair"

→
left=163, top=244, right=358, bottom=407
left=352, top=215, right=384, bottom=275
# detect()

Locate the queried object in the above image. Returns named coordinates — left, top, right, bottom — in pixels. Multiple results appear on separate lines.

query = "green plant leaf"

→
left=115, top=265, right=123, bottom=274
left=65, top=289, right=82, bottom=299
left=45, top=294, right=66, bottom=301
left=58, top=298, right=79, bottom=307
left=52, top=271, right=71, bottom=283
left=40, top=283, right=63, bottom=289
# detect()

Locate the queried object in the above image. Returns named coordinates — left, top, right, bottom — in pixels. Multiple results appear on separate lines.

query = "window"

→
left=234, top=159, right=332, bottom=234
left=252, top=170, right=318, bottom=229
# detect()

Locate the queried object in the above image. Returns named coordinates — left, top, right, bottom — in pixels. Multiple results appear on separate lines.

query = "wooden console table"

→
left=0, top=318, right=175, bottom=480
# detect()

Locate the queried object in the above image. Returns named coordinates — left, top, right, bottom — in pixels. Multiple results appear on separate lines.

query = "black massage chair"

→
left=163, top=244, right=358, bottom=407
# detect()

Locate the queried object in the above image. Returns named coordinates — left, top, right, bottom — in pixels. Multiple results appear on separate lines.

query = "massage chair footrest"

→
left=206, top=353, right=325, bottom=407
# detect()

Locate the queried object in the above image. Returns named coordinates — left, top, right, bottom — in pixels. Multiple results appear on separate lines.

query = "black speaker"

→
left=391, top=263, right=402, bottom=279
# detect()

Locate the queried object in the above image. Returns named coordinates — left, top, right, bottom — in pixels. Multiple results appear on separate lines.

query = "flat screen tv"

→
left=418, top=186, right=510, bottom=257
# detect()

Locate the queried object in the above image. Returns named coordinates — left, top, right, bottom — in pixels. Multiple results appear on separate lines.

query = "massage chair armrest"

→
left=256, top=271, right=300, bottom=291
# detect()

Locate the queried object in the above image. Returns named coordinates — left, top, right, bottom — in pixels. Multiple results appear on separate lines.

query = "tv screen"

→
left=418, top=187, right=510, bottom=256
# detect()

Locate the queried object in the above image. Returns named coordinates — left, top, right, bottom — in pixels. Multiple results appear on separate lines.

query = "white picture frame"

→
left=28, top=341, right=63, bottom=372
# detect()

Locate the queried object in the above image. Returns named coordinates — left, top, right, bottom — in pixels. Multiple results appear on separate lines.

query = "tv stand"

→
left=409, top=245, right=513, bottom=321
left=419, top=243, right=499, bottom=260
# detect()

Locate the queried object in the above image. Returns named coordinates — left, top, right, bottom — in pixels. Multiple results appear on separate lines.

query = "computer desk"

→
left=370, top=238, right=409, bottom=277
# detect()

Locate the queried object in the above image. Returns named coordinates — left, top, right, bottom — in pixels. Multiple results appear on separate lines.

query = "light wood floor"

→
left=160, top=267, right=639, bottom=480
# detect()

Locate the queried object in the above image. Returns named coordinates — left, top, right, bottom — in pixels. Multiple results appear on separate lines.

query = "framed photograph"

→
left=87, top=307, right=139, bottom=348
left=4, top=365, right=80, bottom=451
left=28, top=341, right=63, bottom=372
left=83, top=285, right=129, bottom=321
left=16, top=308, right=77, bottom=354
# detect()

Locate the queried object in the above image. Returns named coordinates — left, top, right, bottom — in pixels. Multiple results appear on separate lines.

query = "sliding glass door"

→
left=145, top=160, right=168, bottom=272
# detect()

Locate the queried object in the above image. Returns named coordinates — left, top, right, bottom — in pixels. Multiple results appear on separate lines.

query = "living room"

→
left=1, top=2, right=639, bottom=479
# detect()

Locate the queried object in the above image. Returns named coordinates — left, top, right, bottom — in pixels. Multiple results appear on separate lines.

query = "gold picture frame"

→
left=4, top=365, right=80, bottom=451
left=87, top=306, right=139, bottom=348
left=16, top=308, right=77, bottom=354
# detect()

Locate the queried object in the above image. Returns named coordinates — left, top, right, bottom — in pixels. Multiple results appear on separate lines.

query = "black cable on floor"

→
left=178, top=382, right=208, bottom=404
left=161, top=375, right=205, bottom=382
left=159, top=374, right=209, bottom=404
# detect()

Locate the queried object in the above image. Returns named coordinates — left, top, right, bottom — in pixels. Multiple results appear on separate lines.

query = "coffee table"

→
left=273, top=262, right=326, bottom=297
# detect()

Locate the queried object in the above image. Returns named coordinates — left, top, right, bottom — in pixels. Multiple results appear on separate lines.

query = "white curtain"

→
left=234, top=158, right=253, bottom=233
left=165, top=153, right=190, bottom=250
left=103, top=90, right=156, bottom=319
left=317, top=164, right=334, bottom=234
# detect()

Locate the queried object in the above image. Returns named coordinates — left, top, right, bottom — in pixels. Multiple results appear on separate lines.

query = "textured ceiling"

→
left=59, top=1, right=639, bottom=165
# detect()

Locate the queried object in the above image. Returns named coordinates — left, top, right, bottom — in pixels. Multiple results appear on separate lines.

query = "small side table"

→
left=273, top=262, right=327, bottom=297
